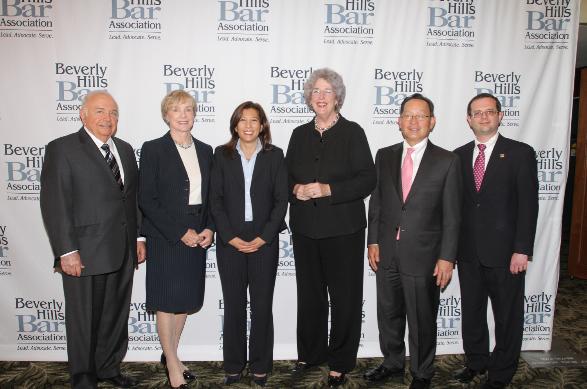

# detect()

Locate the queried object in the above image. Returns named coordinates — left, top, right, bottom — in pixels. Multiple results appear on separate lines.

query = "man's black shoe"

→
left=223, top=373, right=241, bottom=385
left=252, top=374, right=268, bottom=387
left=409, top=377, right=431, bottom=389
left=363, top=365, right=404, bottom=382
left=453, top=366, right=487, bottom=383
left=98, top=374, right=138, bottom=388
left=482, top=380, right=506, bottom=389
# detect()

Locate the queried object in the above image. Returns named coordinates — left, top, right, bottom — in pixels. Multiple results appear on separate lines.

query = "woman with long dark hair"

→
left=210, top=101, right=288, bottom=387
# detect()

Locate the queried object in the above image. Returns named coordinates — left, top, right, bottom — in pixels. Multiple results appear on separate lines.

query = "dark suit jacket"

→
left=210, top=145, right=288, bottom=246
left=454, top=135, right=538, bottom=267
left=138, top=132, right=214, bottom=243
left=40, top=128, right=139, bottom=276
left=368, top=141, right=462, bottom=277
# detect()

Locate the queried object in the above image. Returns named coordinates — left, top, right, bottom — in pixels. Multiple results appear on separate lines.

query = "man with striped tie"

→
left=453, top=93, right=538, bottom=389
left=40, top=91, right=146, bottom=389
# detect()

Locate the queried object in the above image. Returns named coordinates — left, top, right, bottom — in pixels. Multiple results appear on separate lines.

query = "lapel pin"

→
left=499, top=153, right=505, bottom=158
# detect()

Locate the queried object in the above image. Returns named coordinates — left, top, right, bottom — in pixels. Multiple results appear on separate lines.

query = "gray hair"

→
left=303, top=68, right=346, bottom=112
left=81, top=90, right=117, bottom=111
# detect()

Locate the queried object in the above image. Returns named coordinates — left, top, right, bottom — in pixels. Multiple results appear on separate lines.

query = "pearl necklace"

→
left=315, top=114, right=340, bottom=132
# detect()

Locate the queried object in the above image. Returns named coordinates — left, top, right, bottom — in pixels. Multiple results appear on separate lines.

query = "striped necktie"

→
left=101, top=143, right=124, bottom=191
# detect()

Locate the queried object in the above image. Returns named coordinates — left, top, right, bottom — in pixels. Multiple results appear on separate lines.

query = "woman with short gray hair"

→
left=286, top=68, right=376, bottom=387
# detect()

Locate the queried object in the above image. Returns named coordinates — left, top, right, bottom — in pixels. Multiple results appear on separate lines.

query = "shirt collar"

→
left=475, top=131, right=499, bottom=147
left=403, top=137, right=428, bottom=153
left=84, top=127, right=112, bottom=149
left=236, top=138, right=262, bottom=157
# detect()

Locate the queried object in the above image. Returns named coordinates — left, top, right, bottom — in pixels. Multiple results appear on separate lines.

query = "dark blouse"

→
left=285, top=115, right=376, bottom=239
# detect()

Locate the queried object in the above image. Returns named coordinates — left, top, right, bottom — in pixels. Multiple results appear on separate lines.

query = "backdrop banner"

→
left=0, top=0, right=580, bottom=361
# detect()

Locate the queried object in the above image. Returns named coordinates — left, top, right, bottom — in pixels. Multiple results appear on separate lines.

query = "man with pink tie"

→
left=364, top=93, right=462, bottom=389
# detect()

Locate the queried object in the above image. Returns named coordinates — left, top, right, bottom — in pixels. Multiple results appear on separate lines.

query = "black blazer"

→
left=285, top=116, right=376, bottom=239
left=138, top=132, right=214, bottom=243
left=40, top=128, right=140, bottom=275
left=210, top=145, right=288, bottom=246
left=454, top=135, right=538, bottom=267
left=368, top=141, right=462, bottom=277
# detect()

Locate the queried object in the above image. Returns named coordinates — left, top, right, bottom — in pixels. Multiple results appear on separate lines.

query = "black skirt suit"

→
left=285, top=116, right=376, bottom=373
left=210, top=145, right=288, bottom=374
left=139, top=132, right=214, bottom=313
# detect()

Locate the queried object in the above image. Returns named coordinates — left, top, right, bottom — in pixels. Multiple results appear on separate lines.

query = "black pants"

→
left=458, top=261, right=525, bottom=385
left=292, top=230, right=365, bottom=373
left=376, top=254, right=439, bottom=379
left=61, top=249, right=133, bottom=389
left=217, top=223, right=278, bottom=374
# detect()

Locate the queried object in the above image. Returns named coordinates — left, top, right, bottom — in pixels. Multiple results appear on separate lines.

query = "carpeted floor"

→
left=1, top=253, right=586, bottom=388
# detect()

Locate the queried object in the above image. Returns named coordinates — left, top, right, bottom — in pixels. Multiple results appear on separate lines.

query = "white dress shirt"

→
left=401, top=138, right=428, bottom=185
left=473, top=132, right=499, bottom=169
left=85, top=127, right=125, bottom=183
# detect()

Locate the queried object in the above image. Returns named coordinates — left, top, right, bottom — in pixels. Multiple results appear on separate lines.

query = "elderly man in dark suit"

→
left=364, top=93, right=462, bottom=389
left=40, top=91, right=145, bottom=389
left=452, top=93, right=538, bottom=389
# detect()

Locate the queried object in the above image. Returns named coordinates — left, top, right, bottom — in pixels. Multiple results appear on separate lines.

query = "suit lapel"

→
left=229, top=149, right=245, bottom=190
left=163, top=132, right=189, bottom=181
left=462, top=141, right=476, bottom=195
left=405, top=142, right=435, bottom=203
left=251, top=149, right=266, bottom=190
left=77, top=128, right=120, bottom=189
left=112, top=137, right=134, bottom=194
left=193, top=139, right=212, bottom=202
left=388, top=144, right=403, bottom=202
left=479, top=135, right=506, bottom=193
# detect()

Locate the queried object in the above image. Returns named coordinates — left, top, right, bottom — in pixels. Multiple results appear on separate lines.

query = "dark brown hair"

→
left=223, top=101, right=272, bottom=156
left=467, top=93, right=502, bottom=116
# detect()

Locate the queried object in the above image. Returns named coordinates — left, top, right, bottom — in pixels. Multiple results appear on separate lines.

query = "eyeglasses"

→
left=471, top=110, right=498, bottom=119
left=399, top=114, right=430, bottom=121
left=311, top=88, right=334, bottom=96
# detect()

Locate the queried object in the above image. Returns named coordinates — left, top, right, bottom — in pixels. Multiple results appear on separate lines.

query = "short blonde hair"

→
left=161, top=90, right=196, bottom=124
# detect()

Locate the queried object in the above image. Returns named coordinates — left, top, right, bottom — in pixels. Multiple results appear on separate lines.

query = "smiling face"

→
left=467, top=96, right=503, bottom=142
left=80, top=92, right=119, bottom=143
left=235, top=108, right=262, bottom=145
left=310, top=78, right=338, bottom=119
left=165, top=99, right=195, bottom=134
left=398, top=98, right=436, bottom=146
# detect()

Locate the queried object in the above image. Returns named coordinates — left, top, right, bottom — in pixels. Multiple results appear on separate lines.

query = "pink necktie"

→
left=401, top=148, right=415, bottom=202
left=474, top=144, right=486, bottom=192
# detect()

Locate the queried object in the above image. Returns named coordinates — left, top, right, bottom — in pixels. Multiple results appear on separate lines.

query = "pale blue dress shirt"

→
left=236, top=139, right=262, bottom=221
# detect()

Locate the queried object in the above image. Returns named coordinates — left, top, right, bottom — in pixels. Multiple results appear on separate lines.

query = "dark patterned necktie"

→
left=473, top=143, right=486, bottom=192
left=101, top=143, right=124, bottom=191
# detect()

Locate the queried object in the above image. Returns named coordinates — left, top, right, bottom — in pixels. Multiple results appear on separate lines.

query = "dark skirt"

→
left=145, top=235, right=206, bottom=313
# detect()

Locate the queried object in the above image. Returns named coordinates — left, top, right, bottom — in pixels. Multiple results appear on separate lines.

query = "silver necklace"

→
left=174, top=140, right=193, bottom=149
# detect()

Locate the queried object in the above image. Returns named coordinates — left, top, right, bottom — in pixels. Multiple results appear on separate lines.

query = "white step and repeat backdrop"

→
left=0, top=0, right=580, bottom=361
